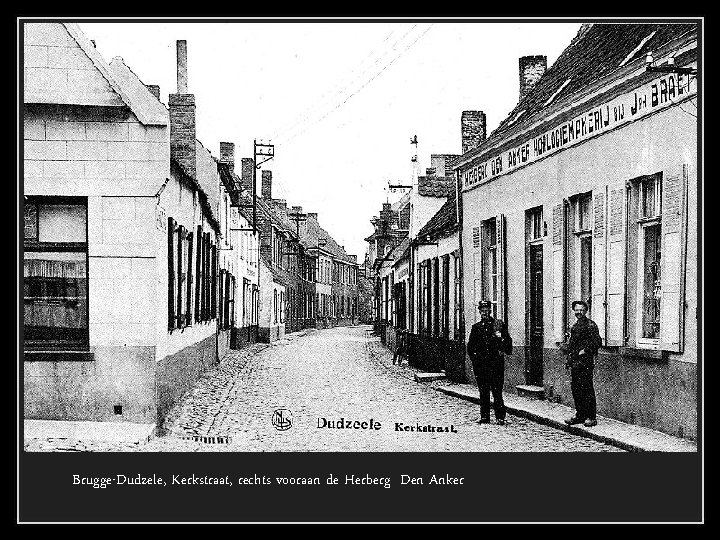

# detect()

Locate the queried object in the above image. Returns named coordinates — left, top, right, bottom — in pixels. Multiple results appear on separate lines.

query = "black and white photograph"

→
left=18, top=16, right=703, bottom=523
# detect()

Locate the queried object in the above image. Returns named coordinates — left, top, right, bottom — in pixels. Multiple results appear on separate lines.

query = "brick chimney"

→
left=461, top=111, right=486, bottom=154
left=169, top=39, right=196, bottom=178
left=240, top=158, right=254, bottom=195
left=519, top=55, right=547, bottom=102
left=219, top=142, right=235, bottom=172
left=261, top=170, right=272, bottom=199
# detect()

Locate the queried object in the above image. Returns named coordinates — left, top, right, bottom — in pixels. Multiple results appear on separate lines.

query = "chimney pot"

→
left=177, top=40, right=188, bottom=93
left=519, top=55, right=547, bottom=101
left=461, top=111, right=486, bottom=155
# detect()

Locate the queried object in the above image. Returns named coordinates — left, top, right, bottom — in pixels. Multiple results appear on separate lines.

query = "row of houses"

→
left=22, top=23, right=360, bottom=426
left=368, top=23, right=698, bottom=440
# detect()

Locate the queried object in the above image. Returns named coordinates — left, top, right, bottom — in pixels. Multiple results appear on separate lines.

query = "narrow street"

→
left=25, top=326, right=621, bottom=452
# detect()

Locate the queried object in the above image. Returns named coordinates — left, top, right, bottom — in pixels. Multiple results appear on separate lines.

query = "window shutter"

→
left=552, top=203, right=566, bottom=342
left=211, top=243, right=217, bottom=319
left=496, top=214, right=507, bottom=322
left=606, top=186, right=626, bottom=345
left=195, top=226, right=202, bottom=321
left=186, top=231, right=193, bottom=326
left=659, top=166, right=688, bottom=352
left=176, top=225, right=185, bottom=328
left=472, top=226, right=480, bottom=249
left=592, top=189, right=607, bottom=344
left=203, top=232, right=210, bottom=320
left=167, top=217, right=176, bottom=331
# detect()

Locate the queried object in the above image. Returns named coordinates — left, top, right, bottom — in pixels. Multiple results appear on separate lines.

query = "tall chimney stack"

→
left=219, top=142, right=235, bottom=172
left=240, top=158, right=254, bottom=195
left=461, top=111, right=486, bottom=154
left=169, top=40, right=196, bottom=178
left=177, top=40, right=188, bottom=93
left=519, top=55, right=547, bottom=102
left=261, top=170, right=272, bottom=199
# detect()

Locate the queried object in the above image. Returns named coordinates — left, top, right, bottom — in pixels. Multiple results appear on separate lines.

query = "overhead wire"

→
left=278, top=24, right=435, bottom=146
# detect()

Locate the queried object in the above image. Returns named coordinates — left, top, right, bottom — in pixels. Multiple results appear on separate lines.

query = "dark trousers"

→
left=472, top=357, right=506, bottom=420
left=570, top=361, right=597, bottom=420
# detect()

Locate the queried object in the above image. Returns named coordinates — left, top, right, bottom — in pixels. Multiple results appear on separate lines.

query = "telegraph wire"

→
left=278, top=24, right=434, bottom=146
left=272, top=24, right=428, bottom=144
left=268, top=26, right=409, bottom=142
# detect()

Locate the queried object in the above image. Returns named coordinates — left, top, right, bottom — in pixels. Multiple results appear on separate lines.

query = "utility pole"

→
left=252, top=139, right=275, bottom=234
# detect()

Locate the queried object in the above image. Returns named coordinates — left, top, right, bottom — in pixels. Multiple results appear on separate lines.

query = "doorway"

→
left=527, top=243, right=544, bottom=386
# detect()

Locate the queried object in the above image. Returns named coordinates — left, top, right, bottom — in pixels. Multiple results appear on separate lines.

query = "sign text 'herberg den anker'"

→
left=462, top=71, right=696, bottom=191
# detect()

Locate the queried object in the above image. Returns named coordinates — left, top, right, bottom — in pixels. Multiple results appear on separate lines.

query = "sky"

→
left=80, top=21, right=582, bottom=260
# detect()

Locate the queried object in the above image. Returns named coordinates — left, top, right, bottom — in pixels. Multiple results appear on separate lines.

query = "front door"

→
left=527, top=244, right=544, bottom=386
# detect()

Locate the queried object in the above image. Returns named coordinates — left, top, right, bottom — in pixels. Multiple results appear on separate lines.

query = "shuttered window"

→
left=168, top=217, right=176, bottom=330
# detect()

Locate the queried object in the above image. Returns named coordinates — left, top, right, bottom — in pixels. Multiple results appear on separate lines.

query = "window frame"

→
left=23, top=196, right=90, bottom=354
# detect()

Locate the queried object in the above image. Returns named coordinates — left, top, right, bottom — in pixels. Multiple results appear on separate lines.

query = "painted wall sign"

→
left=461, top=71, right=696, bottom=191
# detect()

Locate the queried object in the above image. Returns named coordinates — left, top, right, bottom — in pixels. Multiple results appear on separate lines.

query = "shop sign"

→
left=462, top=71, right=696, bottom=191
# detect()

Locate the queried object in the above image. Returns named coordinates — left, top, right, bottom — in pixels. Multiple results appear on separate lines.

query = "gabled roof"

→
left=64, top=24, right=168, bottom=126
left=459, top=23, right=697, bottom=166
left=390, top=237, right=411, bottom=267
left=417, top=194, right=458, bottom=240
left=302, top=215, right=355, bottom=264
left=107, top=56, right=169, bottom=126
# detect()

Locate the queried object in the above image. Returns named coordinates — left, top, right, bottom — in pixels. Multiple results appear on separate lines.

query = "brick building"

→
left=455, top=24, right=698, bottom=439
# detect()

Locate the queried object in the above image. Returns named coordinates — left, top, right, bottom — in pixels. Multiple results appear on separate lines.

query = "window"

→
left=529, top=207, right=543, bottom=241
left=274, top=289, right=278, bottom=324
left=442, top=255, right=450, bottom=338
left=24, top=198, right=88, bottom=351
left=482, top=219, right=498, bottom=317
left=641, top=223, right=662, bottom=339
left=572, top=194, right=593, bottom=310
left=280, top=291, right=285, bottom=323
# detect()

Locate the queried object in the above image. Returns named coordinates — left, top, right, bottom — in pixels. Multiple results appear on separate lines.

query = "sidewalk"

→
left=24, top=419, right=156, bottom=444
left=435, top=383, right=697, bottom=452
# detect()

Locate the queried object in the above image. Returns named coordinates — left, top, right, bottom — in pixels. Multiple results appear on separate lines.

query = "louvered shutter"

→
left=591, top=189, right=607, bottom=344
left=211, top=243, right=217, bottom=319
left=186, top=231, right=193, bottom=326
left=659, top=166, right=689, bottom=352
left=195, top=226, right=202, bottom=321
left=496, top=214, right=507, bottom=322
left=167, top=217, right=176, bottom=331
left=176, top=225, right=185, bottom=328
left=552, top=203, right=566, bottom=342
left=606, top=186, right=626, bottom=345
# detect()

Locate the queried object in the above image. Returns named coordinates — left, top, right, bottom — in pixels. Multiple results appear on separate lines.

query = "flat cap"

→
left=478, top=300, right=492, bottom=309
left=571, top=300, right=589, bottom=310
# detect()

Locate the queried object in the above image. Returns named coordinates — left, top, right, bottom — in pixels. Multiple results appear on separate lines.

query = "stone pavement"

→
left=24, top=326, right=622, bottom=452
left=435, top=384, right=697, bottom=452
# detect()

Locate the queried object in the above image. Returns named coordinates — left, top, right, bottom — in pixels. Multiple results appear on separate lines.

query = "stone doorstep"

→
left=515, top=384, right=546, bottom=399
left=414, top=372, right=448, bottom=383
left=24, top=419, right=156, bottom=444
left=434, top=384, right=697, bottom=453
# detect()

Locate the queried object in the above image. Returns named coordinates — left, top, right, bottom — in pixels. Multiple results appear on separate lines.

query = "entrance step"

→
left=515, top=384, right=546, bottom=400
left=414, top=372, right=447, bottom=383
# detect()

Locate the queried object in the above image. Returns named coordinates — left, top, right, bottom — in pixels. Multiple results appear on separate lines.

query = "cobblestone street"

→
left=25, top=326, right=622, bottom=452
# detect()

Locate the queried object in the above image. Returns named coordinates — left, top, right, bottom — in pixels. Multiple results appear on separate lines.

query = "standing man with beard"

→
left=467, top=300, right=513, bottom=425
left=561, top=300, right=603, bottom=427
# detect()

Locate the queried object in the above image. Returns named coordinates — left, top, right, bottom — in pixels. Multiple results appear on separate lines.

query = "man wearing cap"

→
left=466, top=300, right=513, bottom=425
left=560, top=300, right=603, bottom=427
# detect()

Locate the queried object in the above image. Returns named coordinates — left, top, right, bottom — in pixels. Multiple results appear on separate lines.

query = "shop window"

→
left=571, top=193, right=593, bottom=310
left=24, top=197, right=88, bottom=352
left=641, top=223, right=662, bottom=339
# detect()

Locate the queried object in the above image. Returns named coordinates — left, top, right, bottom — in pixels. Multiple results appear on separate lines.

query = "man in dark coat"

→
left=560, top=300, right=603, bottom=427
left=467, top=300, right=513, bottom=425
